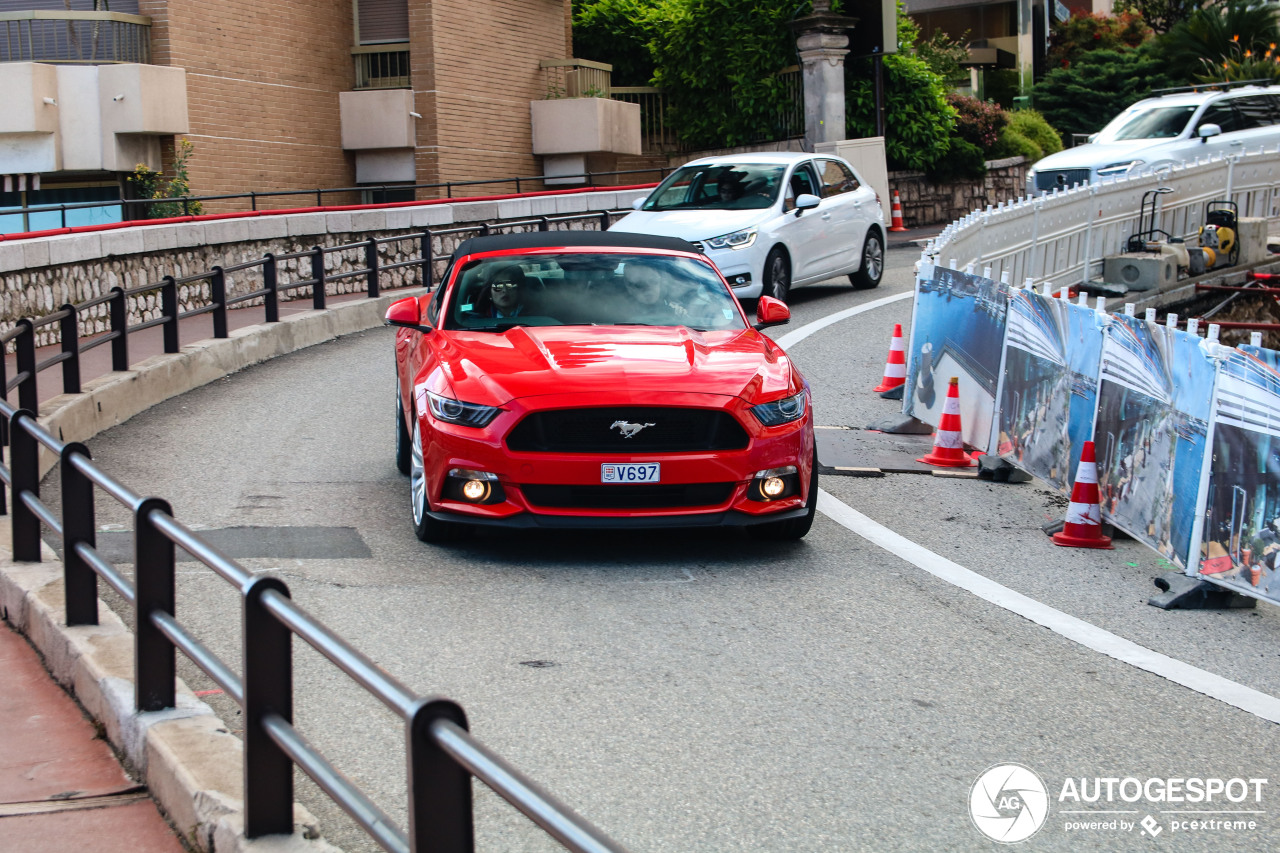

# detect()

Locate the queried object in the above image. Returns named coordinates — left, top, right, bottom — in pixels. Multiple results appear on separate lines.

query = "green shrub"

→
left=991, top=126, right=1041, bottom=161
left=848, top=52, right=956, bottom=172
left=1007, top=109, right=1064, bottom=158
left=927, top=139, right=986, bottom=182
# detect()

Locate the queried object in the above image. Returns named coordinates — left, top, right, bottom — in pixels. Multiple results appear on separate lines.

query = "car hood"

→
left=1033, top=140, right=1172, bottom=172
left=610, top=209, right=770, bottom=242
left=434, top=325, right=796, bottom=405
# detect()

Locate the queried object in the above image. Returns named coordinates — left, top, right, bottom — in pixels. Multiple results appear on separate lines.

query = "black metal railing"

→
left=0, top=208, right=632, bottom=852
left=2, top=169, right=667, bottom=235
left=0, top=209, right=622, bottom=408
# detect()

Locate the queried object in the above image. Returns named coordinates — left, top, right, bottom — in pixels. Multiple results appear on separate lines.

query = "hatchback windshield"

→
left=642, top=163, right=787, bottom=211
left=444, top=253, right=747, bottom=332
left=1096, top=105, right=1197, bottom=142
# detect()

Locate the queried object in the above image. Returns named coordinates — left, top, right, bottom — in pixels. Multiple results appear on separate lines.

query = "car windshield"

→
left=1096, top=105, right=1197, bottom=142
left=641, top=163, right=787, bottom=211
left=442, top=252, right=747, bottom=332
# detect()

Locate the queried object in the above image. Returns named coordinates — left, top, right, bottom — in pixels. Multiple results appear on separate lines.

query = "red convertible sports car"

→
left=386, top=231, right=816, bottom=542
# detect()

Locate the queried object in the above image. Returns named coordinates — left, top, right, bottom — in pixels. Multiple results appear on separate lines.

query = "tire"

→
left=410, top=420, right=466, bottom=543
left=849, top=230, right=884, bottom=290
left=395, top=384, right=412, bottom=476
left=747, top=454, right=818, bottom=541
left=762, top=247, right=791, bottom=303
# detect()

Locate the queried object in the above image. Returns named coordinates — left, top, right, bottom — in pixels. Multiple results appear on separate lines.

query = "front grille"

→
left=507, top=407, right=749, bottom=453
left=521, top=483, right=735, bottom=509
left=1035, top=169, right=1091, bottom=192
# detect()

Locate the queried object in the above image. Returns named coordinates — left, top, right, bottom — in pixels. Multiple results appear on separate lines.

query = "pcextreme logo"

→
left=969, top=763, right=1269, bottom=843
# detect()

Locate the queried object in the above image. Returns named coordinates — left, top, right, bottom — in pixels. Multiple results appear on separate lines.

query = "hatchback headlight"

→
left=704, top=227, right=758, bottom=251
left=1097, top=160, right=1143, bottom=177
left=426, top=390, right=501, bottom=427
left=750, top=390, right=807, bottom=426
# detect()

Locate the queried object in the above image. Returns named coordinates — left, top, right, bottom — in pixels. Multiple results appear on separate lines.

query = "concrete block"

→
left=48, top=233, right=103, bottom=266
left=408, top=204, right=453, bottom=227
left=528, top=196, right=559, bottom=216
left=141, top=225, right=180, bottom=252
left=203, top=218, right=251, bottom=246
left=100, top=228, right=146, bottom=258
left=497, top=198, right=533, bottom=220
left=384, top=209, right=414, bottom=230
left=452, top=201, right=498, bottom=223
left=324, top=212, right=353, bottom=234
left=248, top=215, right=289, bottom=241
left=0, top=241, right=30, bottom=272
left=554, top=194, right=592, bottom=214
left=173, top=223, right=207, bottom=248
left=349, top=210, right=386, bottom=233
left=286, top=213, right=327, bottom=238
left=22, top=239, right=50, bottom=269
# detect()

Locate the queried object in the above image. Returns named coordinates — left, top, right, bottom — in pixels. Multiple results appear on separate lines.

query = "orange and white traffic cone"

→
left=873, top=323, right=907, bottom=394
left=1052, top=441, right=1114, bottom=549
left=917, top=377, right=975, bottom=467
left=889, top=189, right=909, bottom=233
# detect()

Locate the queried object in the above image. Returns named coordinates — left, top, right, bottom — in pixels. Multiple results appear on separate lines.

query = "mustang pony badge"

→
left=610, top=420, right=655, bottom=438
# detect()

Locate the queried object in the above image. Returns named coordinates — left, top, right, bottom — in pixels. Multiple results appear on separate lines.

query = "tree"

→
left=1111, top=0, right=1199, bottom=34
left=1033, top=43, right=1179, bottom=139
left=571, top=0, right=664, bottom=86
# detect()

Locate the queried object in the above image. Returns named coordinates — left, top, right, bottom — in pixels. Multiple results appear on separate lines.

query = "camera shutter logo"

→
left=969, top=763, right=1050, bottom=843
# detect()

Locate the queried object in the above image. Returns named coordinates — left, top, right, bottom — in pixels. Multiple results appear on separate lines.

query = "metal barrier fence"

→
left=0, top=209, right=621, bottom=409
left=2, top=169, right=667, bottom=233
left=0, top=10, right=151, bottom=64
left=925, top=144, right=1280, bottom=293
left=0, top=208, right=630, bottom=852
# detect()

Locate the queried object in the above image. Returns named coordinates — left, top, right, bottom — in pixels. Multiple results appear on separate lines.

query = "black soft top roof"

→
left=452, top=230, right=699, bottom=259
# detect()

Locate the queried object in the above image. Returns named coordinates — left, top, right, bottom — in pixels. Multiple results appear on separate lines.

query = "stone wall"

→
left=0, top=189, right=645, bottom=348
left=890, top=156, right=1029, bottom=228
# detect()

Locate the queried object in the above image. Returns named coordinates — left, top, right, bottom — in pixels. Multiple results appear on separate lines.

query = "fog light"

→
left=461, top=479, right=490, bottom=502
left=749, top=465, right=799, bottom=502
left=445, top=468, right=504, bottom=505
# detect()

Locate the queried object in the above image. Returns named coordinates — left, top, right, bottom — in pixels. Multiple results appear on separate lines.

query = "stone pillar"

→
left=789, top=2, right=858, bottom=151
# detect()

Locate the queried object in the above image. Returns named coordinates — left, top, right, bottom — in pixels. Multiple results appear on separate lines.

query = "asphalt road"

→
left=46, top=245, right=1280, bottom=852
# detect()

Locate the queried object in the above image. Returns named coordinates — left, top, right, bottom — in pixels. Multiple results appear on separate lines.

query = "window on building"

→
left=0, top=183, right=122, bottom=235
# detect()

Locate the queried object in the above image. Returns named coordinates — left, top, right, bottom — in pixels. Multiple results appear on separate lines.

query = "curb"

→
left=0, top=291, right=421, bottom=851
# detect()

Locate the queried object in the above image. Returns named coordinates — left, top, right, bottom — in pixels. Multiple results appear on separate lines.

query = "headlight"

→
left=750, top=390, right=807, bottom=426
left=704, top=227, right=758, bottom=251
left=425, top=390, right=501, bottom=427
left=1097, top=160, right=1143, bottom=177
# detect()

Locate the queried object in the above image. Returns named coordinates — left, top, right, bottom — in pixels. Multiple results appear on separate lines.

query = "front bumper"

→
left=418, top=390, right=813, bottom=526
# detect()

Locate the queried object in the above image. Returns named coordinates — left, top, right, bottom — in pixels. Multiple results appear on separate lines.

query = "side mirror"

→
left=631, top=197, right=647, bottom=210
left=1198, top=123, right=1221, bottom=142
left=795, top=193, right=821, bottom=215
left=754, top=295, right=791, bottom=330
left=385, top=296, right=432, bottom=333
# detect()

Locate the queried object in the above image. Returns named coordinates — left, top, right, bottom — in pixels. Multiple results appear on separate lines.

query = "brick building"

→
left=0, top=0, right=575, bottom=230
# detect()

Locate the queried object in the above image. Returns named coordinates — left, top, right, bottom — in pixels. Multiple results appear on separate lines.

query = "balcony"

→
left=0, top=10, right=151, bottom=64
left=352, top=43, right=409, bottom=90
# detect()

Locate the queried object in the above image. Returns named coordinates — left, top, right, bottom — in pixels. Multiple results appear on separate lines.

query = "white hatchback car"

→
left=609, top=152, right=886, bottom=302
left=1028, top=84, right=1280, bottom=194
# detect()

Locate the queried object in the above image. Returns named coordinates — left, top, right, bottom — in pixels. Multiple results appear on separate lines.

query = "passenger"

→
left=621, top=263, right=688, bottom=323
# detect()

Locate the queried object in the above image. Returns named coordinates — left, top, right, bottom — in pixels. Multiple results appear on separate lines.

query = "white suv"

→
left=609, top=152, right=886, bottom=303
left=1027, top=84, right=1280, bottom=194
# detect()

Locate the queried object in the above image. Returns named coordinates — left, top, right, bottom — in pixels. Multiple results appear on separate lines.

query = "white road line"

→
left=786, top=292, right=1280, bottom=724
left=774, top=290, right=912, bottom=349
left=819, top=493, right=1280, bottom=724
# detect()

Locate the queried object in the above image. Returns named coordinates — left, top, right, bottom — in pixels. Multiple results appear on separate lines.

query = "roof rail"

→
left=1149, top=78, right=1275, bottom=97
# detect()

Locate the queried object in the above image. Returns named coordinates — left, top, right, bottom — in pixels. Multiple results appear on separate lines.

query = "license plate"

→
left=601, top=463, right=660, bottom=483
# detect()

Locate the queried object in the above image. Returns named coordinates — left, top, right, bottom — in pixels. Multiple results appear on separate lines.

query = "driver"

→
left=481, top=264, right=527, bottom=319
left=716, top=170, right=748, bottom=205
